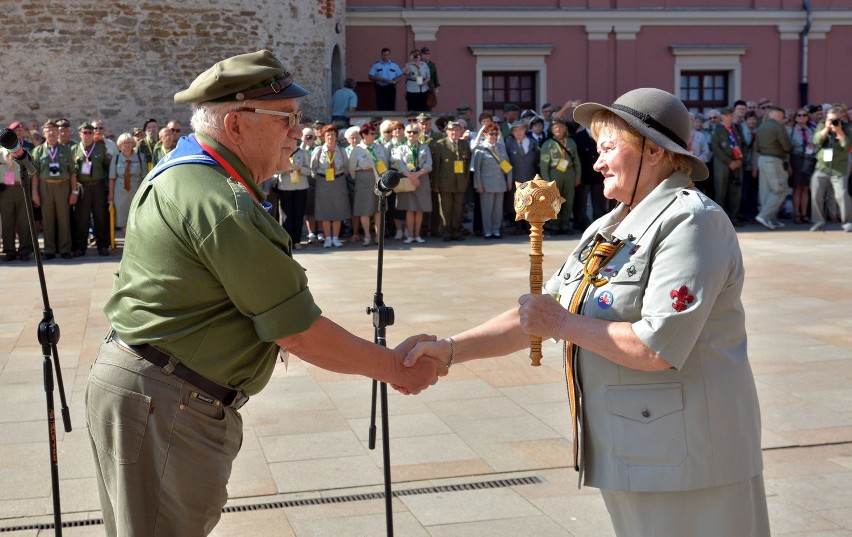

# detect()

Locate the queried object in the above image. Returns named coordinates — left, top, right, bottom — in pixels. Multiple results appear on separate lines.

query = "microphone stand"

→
left=365, top=187, right=395, bottom=537
left=20, top=163, right=72, bottom=535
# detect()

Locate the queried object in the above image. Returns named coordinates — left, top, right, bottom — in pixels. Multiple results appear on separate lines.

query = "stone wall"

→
left=1, top=0, right=345, bottom=136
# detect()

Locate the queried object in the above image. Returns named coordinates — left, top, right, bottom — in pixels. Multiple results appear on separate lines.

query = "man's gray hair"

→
left=190, top=100, right=263, bottom=136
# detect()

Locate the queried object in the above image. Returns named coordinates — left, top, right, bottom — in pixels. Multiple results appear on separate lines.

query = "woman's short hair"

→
left=478, top=112, right=493, bottom=122
left=116, top=133, right=135, bottom=147
left=482, top=124, right=500, bottom=136
left=378, top=120, right=394, bottom=135
left=590, top=110, right=693, bottom=178
left=360, top=123, right=376, bottom=137
left=344, top=126, right=361, bottom=140
left=320, top=124, right=338, bottom=138
left=389, top=121, right=404, bottom=132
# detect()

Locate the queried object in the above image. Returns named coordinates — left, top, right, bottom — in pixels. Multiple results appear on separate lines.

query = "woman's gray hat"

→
left=573, top=88, right=709, bottom=181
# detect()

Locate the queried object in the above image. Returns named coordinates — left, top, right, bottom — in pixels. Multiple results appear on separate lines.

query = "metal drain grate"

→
left=0, top=475, right=545, bottom=532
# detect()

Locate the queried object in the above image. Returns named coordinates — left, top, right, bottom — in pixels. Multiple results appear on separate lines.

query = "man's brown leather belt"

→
left=110, top=331, right=248, bottom=409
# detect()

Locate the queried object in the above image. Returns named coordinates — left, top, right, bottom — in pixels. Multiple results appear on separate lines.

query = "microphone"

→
left=0, top=128, right=37, bottom=176
left=375, top=169, right=403, bottom=194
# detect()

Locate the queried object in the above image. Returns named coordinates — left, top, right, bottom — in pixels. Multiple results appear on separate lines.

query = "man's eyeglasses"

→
left=93, top=127, right=104, bottom=131
left=238, top=107, right=302, bottom=127
left=406, top=118, right=418, bottom=123
left=406, top=130, right=420, bottom=134
left=304, top=135, right=315, bottom=140
left=759, top=105, right=771, bottom=110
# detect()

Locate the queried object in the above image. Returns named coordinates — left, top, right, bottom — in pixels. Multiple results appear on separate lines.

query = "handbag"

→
left=426, top=89, right=438, bottom=109
left=393, top=176, right=416, bottom=193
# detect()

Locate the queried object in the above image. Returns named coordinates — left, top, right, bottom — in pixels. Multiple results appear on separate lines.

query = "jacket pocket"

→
left=606, top=383, right=687, bottom=466
left=86, top=376, right=151, bottom=464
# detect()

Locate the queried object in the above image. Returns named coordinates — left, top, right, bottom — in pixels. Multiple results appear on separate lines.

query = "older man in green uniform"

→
left=72, top=122, right=111, bottom=256
left=85, top=50, right=443, bottom=536
left=31, top=120, right=78, bottom=259
left=431, top=120, right=471, bottom=241
left=540, top=118, right=582, bottom=234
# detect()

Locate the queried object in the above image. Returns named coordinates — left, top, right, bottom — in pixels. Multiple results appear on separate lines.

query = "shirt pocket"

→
left=589, top=256, right=647, bottom=321
left=606, top=382, right=688, bottom=467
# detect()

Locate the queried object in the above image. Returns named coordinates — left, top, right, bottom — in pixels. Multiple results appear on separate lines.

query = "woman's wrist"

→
left=445, top=337, right=456, bottom=369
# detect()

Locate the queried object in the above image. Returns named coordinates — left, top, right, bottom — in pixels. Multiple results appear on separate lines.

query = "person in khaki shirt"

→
left=31, top=120, right=78, bottom=259
left=405, top=88, right=768, bottom=537
left=86, top=50, right=445, bottom=537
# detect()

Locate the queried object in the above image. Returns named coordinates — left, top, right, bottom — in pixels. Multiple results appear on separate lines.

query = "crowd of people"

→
left=1, top=117, right=180, bottom=261
left=687, top=99, right=852, bottom=232
left=3, top=58, right=851, bottom=263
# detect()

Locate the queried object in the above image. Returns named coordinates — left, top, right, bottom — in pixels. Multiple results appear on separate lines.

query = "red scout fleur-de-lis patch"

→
left=670, top=285, right=694, bottom=312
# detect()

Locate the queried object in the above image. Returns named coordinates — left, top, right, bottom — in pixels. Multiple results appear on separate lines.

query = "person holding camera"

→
left=809, top=106, right=852, bottom=232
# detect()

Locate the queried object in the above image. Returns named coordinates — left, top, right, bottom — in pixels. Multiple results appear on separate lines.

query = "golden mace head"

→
left=514, top=175, right=565, bottom=223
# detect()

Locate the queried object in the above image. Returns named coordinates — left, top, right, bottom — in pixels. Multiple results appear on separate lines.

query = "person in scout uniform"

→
left=404, top=88, right=768, bottom=537
left=72, top=122, right=111, bottom=256
left=85, top=50, right=444, bottom=536
left=710, top=106, right=746, bottom=226
left=31, top=120, right=78, bottom=259
left=1, top=122, right=34, bottom=262
left=540, top=117, right=582, bottom=234
left=472, top=123, right=512, bottom=239
left=347, top=123, right=388, bottom=246
left=431, top=120, right=471, bottom=241
left=152, top=126, right=176, bottom=164
left=135, top=118, right=159, bottom=171
left=391, top=120, right=433, bottom=243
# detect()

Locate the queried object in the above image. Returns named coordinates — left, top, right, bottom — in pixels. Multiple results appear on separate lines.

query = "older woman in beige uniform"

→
left=404, top=88, right=769, bottom=537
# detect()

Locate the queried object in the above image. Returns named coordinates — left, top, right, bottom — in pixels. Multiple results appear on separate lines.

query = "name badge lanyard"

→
left=80, top=144, right=95, bottom=175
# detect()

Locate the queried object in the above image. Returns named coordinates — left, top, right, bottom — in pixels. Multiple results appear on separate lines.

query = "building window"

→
left=680, top=71, right=728, bottom=111
left=482, top=72, right=536, bottom=117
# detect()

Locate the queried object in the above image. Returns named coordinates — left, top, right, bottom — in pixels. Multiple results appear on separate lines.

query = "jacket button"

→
left=641, top=410, right=651, bottom=418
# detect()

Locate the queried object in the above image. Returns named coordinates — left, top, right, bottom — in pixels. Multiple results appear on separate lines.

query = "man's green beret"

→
left=174, top=50, right=310, bottom=104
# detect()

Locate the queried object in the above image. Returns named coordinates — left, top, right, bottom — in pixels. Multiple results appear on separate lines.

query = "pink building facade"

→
left=345, top=1, right=852, bottom=116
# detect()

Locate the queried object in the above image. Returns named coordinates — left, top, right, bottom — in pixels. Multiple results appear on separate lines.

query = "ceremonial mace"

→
left=514, top=175, right=565, bottom=366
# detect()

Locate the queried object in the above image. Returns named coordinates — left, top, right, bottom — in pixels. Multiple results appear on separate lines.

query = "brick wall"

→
left=1, top=0, right=344, bottom=136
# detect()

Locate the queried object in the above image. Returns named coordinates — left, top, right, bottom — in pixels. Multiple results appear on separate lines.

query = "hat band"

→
left=610, top=104, right=687, bottom=149
left=233, top=75, right=294, bottom=101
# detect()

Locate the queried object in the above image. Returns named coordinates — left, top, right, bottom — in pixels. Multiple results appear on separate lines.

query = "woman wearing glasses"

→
left=348, top=124, right=388, bottom=246
left=788, top=107, right=816, bottom=224
left=402, top=49, right=430, bottom=112
left=391, top=124, right=432, bottom=243
left=310, top=125, right=351, bottom=248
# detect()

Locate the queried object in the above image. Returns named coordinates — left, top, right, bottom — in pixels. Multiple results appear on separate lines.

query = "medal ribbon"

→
left=195, top=138, right=259, bottom=202
left=563, top=238, right=624, bottom=470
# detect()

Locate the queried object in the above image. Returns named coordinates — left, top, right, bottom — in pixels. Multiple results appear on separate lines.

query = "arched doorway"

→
left=331, top=44, right=343, bottom=92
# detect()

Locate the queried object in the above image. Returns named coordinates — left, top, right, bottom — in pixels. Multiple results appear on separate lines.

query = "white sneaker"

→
left=317, top=233, right=326, bottom=242
left=810, top=222, right=825, bottom=232
left=323, top=237, right=332, bottom=248
left=842, top=222, right=852, bottom=233
left=414, top=236, right=426, bottom=243
left=755, top=216, right=776, bottom=230
left=403, top=236, right=414, bottom=244
left=332, top=237, right=343, bottom=247
left=307, top=232, right=317, bottom=244
left=394, top=229, right=403, bottom=240
left=362, top=236, right=371, bottom=246
left=772, top=220, right=785, bottom=228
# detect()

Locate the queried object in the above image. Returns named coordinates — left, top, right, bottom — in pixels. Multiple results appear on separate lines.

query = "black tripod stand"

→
left=365, top=170, right=403, bottom=536
left=1, top=129, right=72, bottom=535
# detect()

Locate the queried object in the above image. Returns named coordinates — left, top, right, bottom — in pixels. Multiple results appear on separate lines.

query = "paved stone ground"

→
left=0, top=222, right=850, bottom=536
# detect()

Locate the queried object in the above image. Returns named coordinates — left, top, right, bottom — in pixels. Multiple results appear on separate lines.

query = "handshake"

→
left=387, top=334, right=452, bottom=395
